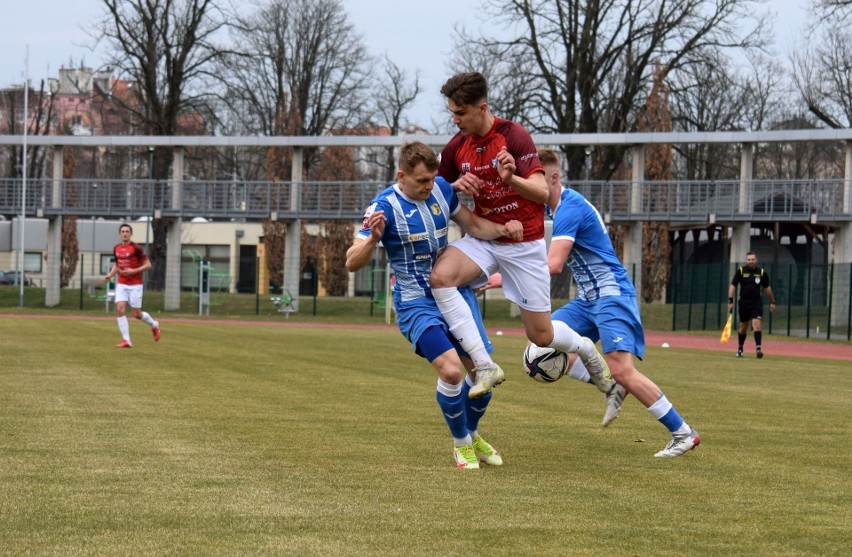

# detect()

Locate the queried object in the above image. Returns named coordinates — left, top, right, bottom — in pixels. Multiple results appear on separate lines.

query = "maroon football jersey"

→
left=439, top=117, right=544, bottom=242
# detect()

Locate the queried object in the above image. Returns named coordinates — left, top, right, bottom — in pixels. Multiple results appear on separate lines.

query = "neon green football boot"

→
left=472, top=435, right=503, bottom=466
left=453, top=444, right=480, bottom=469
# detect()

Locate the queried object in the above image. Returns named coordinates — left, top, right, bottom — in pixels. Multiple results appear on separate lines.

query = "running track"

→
left=2, top=313, right=851, bottom=362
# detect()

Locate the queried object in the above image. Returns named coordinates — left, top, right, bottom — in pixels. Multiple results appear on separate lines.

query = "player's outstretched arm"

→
left=452, top=206, right=523, bottom=241
left=345, top=210, right=385, bottom=272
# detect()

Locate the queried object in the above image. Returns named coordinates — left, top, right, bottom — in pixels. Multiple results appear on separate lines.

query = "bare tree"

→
left=669, top=52, right=787, bottom=180
left=791, top=19, right=852, bottom=129
left=451, top=0, right=769, bottom=180
left=811, top=0, right=852, bottom=22
left=93, top=0, right=226, bottom=289
left=217, top=0, right=372, bottom=174
left=371, top=55, right=421, bottom=183
left=0, top=82, right=56, bottom=179
left=314, top=145, right=357, bottom=296
left=61, top=150, right=79, bottom=288
left=638, top=64, right=673, bottom=303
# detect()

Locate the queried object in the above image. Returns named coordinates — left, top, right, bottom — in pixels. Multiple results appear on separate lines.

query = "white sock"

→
left=117, top=316, right=130, bottom=342
left=453, top=434, right=473, bottom=447
left=140, top=311, right=157, bottom=328
left=646, top=393, right=672, bottom=419
left=432, top=287, right=492, bottom=368
left=548, top=320, right=585, bottom=355
left=566, top=358, right=591, bottom=383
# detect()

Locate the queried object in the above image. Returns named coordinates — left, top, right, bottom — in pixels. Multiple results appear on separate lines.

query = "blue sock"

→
left=462, top=376, right=491, bottom=433
left=646, top=393, right=685, bottom=433
left=436, top=379, right=468, bottom=439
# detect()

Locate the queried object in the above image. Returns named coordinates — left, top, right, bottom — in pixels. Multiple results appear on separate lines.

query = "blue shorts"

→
left=551, top=295, right=645, bottom=360
left=396, top=287, right=493, bottom=360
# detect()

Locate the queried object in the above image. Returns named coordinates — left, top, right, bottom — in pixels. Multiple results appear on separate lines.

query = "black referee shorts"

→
left=738, top=299, right=763, bottom=323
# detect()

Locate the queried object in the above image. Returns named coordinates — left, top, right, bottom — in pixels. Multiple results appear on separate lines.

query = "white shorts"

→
left=115, top=283, right=144, bottom=308
left=451, top=236, right=551, bottom=312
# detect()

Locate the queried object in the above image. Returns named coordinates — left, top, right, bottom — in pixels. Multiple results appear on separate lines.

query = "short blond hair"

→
left=538, top=148, right=559, bottom=166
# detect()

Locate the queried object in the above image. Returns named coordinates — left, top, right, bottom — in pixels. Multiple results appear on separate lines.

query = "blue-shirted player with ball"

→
left=346, top=141, right=523, bottom=469
left=542, top=148, right=700, bottom=457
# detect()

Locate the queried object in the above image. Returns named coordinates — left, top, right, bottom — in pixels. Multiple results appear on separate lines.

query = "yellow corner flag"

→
left=720, top=313, right=732, bottom=344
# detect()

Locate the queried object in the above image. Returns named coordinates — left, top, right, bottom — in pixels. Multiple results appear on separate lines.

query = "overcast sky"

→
left=1, top=0, right=810, bottom=128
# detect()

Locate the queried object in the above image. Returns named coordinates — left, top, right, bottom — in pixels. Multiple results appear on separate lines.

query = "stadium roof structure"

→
left=1, top=128, right=852, bottom=148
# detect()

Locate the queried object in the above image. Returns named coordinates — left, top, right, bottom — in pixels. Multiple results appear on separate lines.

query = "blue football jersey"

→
left=551, top=188, right=635, bottom=301
left=357, top=177, right=459, bottom=304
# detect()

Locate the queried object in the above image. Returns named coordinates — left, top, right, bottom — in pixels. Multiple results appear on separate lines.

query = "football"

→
left=522, top=344, right=568, bottom=383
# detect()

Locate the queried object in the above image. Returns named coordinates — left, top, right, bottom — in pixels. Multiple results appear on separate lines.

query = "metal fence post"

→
left=847, top=262, right=852, bottom=341
left=687, top=264, right=695, bottom=331
left=787, top=264, right=793, bottom=337
left=768, top=261, right=775, bottom=334
left=671, top=263, right=678, bottom=332
left=805, top=262, right=811, bottom=338
left=79, top=253, right=84, bottom=310
left=701, top=263, right=709, bottom=330
left=827, top=262, right=834, bottom=340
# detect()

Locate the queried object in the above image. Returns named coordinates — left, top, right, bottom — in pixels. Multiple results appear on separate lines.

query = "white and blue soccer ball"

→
left=522, top=344, right=568, bottom=383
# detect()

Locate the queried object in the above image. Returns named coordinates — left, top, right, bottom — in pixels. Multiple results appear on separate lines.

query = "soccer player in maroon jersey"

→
left=430, top=72, right=614, bottom=400
left=104, top=223, right=160, bottom=348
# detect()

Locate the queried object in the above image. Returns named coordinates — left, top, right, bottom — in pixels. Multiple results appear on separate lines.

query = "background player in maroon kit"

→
left=104, top=223, right=160, bottom=348
left=429, top=72, right=614, bottom=400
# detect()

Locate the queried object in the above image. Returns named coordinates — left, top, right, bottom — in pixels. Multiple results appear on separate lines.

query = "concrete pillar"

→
left=830, top=141, right=852, bottom=326
left=622, top=145, right=644, bottom=297
left=164, top=147, right=184, bottom=311
left=45, top=216, right=62, bottom=306
left=285, top=148, right=303, bottom=312
left=739, top=143, right=754, bottom=213
left=844, top=140, right=852, bottom=217
left=164, top=218, right=182, bottom=310
left=730, top=225, right=751, bottom=267
left=730, top=142, right=754, bottom=267
left=45, top=146, right=64, bottom=306
left=834, top=141, right=852, bottom=266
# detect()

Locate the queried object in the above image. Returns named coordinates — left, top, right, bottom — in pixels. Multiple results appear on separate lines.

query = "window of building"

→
left=100, top=255, right=114, bottom=275
left=181, top=245, right=230, bottom=290
left=24, top=252, right=42, bottom=273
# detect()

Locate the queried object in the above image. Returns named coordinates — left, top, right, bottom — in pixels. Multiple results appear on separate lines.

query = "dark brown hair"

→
left=440, top=72, right=488, bottom=106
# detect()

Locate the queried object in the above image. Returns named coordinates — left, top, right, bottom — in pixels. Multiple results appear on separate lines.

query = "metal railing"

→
left=0, top=178, right=388, bottom=220
left=573, top=178, right=850, bottom=222
left=1, top=178, right=849, bottom=222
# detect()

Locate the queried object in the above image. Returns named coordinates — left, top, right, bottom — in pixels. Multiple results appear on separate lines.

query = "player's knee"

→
left=435, top=364, right=464, bottom=385
left=610, top=363, right=637, bottom=384
left=429, top=268, right=453, bottom=288
left=527, top=329, right=553, bottom=348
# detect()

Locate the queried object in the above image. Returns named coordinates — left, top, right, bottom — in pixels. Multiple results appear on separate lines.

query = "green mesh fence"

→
left=670, top=261, right=852, bottom=340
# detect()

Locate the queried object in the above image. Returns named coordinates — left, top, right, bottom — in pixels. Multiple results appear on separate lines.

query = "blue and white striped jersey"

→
left=357, top=177, right=459, bottom=304
left=552, top=188, right=635, bottom=301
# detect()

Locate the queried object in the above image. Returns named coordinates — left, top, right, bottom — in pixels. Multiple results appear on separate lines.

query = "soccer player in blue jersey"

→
left=541, top=148, right=700, bottom=457
left=346, top=141, right=523, bottom=469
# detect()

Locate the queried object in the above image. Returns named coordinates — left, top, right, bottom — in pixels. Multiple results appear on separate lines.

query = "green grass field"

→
left=0, top=316, right=849, bottom=556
